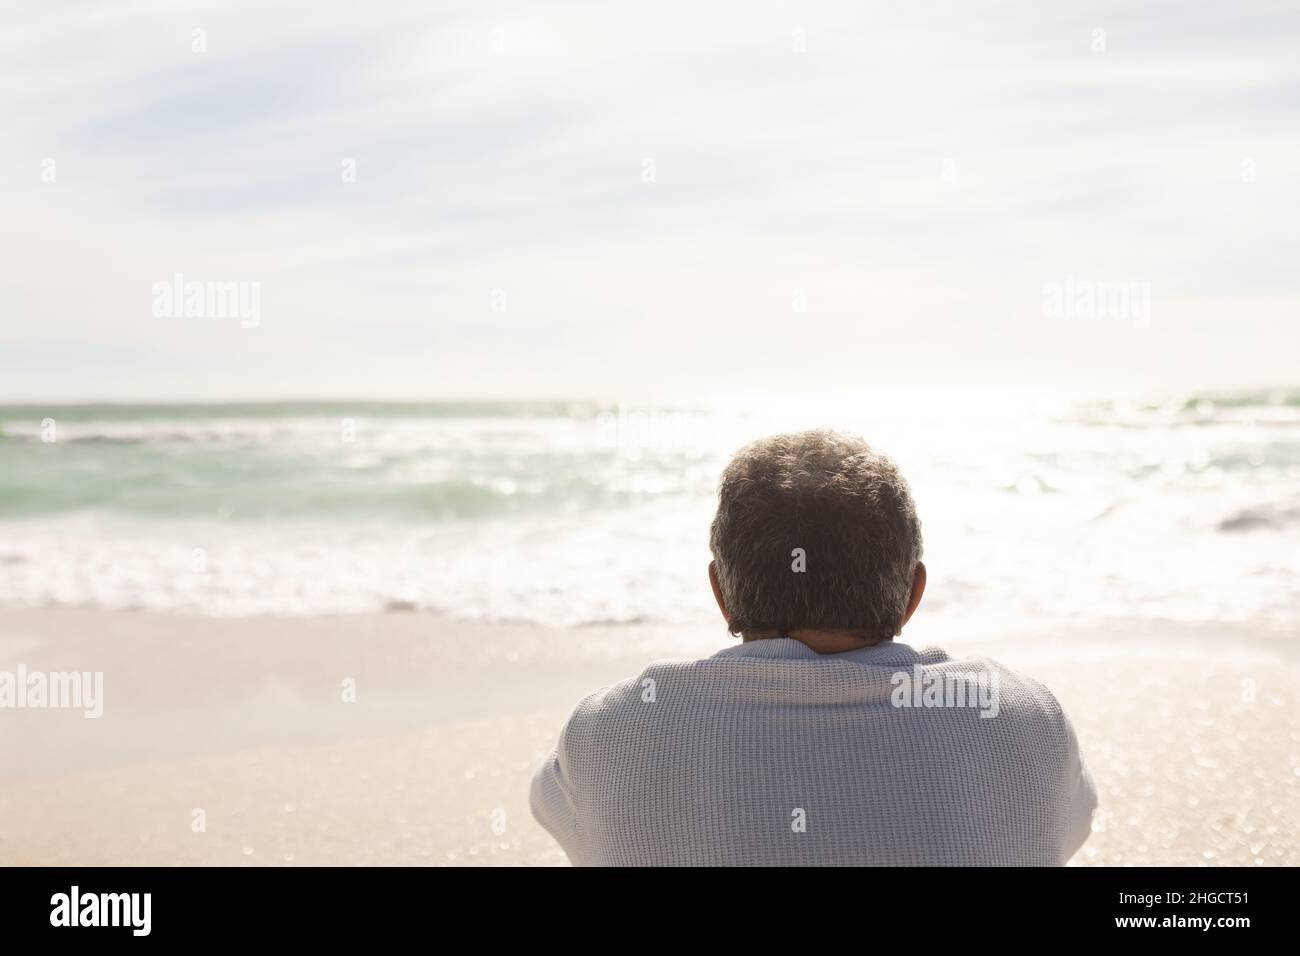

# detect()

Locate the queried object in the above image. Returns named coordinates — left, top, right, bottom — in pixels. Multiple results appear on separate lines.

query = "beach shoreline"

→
left=1, top=608, right=1297, bottom=866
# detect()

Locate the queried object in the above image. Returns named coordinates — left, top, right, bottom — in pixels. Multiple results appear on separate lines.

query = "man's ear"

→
left=708, top=561, right=728, bottom=622
left=899, top=561, right=926, bottom=631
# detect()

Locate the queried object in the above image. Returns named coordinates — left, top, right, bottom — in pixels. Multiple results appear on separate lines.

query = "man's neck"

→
left=740, top=628, right=891, bottom=655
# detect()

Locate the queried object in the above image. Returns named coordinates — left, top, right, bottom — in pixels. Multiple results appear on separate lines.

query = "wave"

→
left=2, top=391, right=1299, bottom=624
left=1066, top=389, right=1300, bottom=429
left=1219, top=498, right=1300, bottom=532
left=0, top=400, right=608, bottom=423
left=0, top=473, right=664, bottom=522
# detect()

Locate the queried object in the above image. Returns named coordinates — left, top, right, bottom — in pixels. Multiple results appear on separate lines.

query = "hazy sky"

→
left=2, top=0, right=1298, bottom=400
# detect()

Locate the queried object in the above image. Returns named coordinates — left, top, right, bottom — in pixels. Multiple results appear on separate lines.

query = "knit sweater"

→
left=531, top=637, right=1096, bottom=866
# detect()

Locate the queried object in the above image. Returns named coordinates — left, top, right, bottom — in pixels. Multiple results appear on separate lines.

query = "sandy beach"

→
left=1, top=608, right=1297, bottom=866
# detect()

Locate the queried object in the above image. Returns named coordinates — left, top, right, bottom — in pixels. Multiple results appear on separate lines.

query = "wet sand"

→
left=0, top=608, right=1296, bottom=865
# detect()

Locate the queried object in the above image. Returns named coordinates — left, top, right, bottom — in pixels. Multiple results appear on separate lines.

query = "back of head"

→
left=709, top=429, right=923, bottom=643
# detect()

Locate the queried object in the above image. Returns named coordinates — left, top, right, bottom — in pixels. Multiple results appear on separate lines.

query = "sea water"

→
left=0, top=387, right=1297, bottom=629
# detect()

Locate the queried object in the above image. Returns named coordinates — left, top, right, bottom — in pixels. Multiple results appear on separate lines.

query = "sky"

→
left=2, top=0, right=1298, bottom=401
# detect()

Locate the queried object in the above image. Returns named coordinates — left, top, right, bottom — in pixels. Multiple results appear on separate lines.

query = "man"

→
left=531, top=430, right=1097, bottom=865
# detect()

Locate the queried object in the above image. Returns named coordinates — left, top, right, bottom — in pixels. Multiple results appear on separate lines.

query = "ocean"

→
left=2, top=388, right=1298, bottom=629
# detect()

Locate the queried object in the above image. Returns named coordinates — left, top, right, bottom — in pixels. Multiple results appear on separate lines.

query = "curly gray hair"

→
left=709, top=430, right=923, bottom=641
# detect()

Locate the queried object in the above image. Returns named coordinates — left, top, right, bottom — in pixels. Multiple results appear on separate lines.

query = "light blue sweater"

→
left=531, top=637, right=1096, bottom=865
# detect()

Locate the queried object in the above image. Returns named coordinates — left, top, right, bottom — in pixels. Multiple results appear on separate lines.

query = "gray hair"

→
left=708, top=430, right=923, bottom=641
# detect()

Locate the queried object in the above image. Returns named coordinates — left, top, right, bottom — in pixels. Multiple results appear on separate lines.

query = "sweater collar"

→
left=713, top=636, right=945, bottom=667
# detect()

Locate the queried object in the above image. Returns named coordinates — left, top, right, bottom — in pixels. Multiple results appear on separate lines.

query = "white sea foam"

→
left=1, top=390, right=1297, bottom=626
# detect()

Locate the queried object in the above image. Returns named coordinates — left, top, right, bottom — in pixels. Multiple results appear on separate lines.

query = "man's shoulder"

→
left=559, top=648, right=1073, bottom=744
left=933, top=651, right=1062, bottom=694
left=557, top=655, right=728, bottom=742
left=968, top=654, right=1067, bottom=712
left=924, top=651, right=1071, bottom=718
left=565, top=657, right=703, bottom=716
